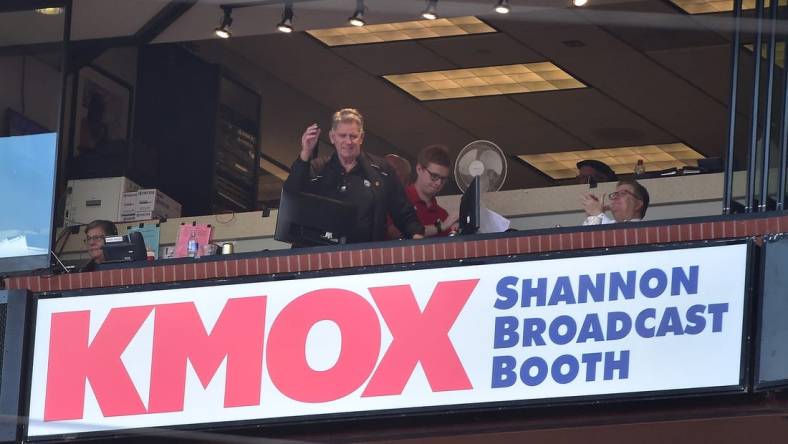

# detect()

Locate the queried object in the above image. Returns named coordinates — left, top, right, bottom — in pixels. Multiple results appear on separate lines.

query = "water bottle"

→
left=634, top=159, right=645, bottom=176
left=187, top=232, right=199, bottom=258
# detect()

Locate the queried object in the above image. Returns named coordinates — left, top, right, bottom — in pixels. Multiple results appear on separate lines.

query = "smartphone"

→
left=588, top=176, right=598, bottom=189
left=311, top=125, right=320, bottom=160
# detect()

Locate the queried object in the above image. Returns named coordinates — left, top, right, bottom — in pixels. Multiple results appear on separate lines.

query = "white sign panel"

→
left=28, top=243, right=748, bottom=437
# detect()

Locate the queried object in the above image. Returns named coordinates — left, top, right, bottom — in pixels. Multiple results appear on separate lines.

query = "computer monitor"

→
left=459, top=176, right=481, bottom=235
left=102, top=231, right=147, bottom=263
left=0, top=132, right=57, bottom=275
left=274, top=189, right=357, bottom=246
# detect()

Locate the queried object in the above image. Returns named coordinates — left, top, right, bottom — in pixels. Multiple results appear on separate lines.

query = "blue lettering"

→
left=520, top=357, right=548, bottom=386
left=609, top=271, right=636, bottom=301
left=522, top=278, right=547, bottom=307
left=606, top=311, right=632, bottom=341
left=522, top=318, right=547, bottom=346
left=604, top=350, right=630, bottom=380
left=635, top=308, right=656, bottom=337
left=578, top=273, right=606, bottom=303
left=491, top=356, right=518, bottom=388
left=495, top=276, right=519, bottom=309
left=684, top=304, right=706, bottom=334
left=707, top=303, right=729, bottom=332
left=577, top=313, right=604, bottom=343
left=671, top=265, right=699, bottom=296
left=548, top=276, right=576, bottom=305
left=494, top=316, right=519, bottom=349
left=582, top=352, right=603, bottom=381
left=548, top=315, right=577, bottom=345
left=552, top=354, right=579, bottom=384
left=656, top=306, right=684, bottom=336
left=640, top=268, right=668, bottom=298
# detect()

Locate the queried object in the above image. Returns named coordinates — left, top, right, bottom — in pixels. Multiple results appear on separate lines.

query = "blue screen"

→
left=0, top=133, right=57, bottom=262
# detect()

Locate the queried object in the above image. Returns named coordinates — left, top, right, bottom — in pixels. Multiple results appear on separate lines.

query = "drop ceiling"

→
left=1, top=0, right=770, bottom=192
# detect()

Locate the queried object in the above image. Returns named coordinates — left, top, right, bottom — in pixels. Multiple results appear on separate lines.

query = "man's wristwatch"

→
left=434, top=219, right=443, bottom=233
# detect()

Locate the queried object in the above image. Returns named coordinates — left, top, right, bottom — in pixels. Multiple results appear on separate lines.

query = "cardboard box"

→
left=136, top=189, right=181, bottom=216
left=116, top=188, right=182, bottom=222
left=64, top=177, right=141, bottom=226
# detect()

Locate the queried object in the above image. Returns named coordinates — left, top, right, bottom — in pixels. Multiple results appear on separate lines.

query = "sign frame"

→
left=23, top=238, right=755, bottom=441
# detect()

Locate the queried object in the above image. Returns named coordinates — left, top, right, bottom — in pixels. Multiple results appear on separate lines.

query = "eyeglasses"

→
left=425, top=169, right=449, bottom=183
left=608, top=190, right=641, bottom=201
left=84, top=235, right=106, bottom=244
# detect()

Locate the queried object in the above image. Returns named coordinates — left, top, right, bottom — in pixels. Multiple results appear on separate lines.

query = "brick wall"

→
left=6, top=214, right=787, bottom=293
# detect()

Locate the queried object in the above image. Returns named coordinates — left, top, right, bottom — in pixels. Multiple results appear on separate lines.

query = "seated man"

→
left=576, top=159, right=618, bottom=185
left=389, top=145, right=459, bottom=238
left=581, top=180, right=649, bottom=225
left=81, top=219, right=118, bottom=271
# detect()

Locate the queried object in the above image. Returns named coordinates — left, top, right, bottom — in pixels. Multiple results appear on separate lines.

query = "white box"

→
left=64, top=177, right=141, bottom=226
left=136, top=189, right=181, bottom=217
left=115, top=188, right=182, bottom=222
left=119, top=192, right=138, bottom=214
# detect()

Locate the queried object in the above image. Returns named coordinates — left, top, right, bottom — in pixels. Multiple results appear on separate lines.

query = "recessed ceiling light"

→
left=307, top=16, right=496, bottom=47
left=573, top=0, right=589, bottom=6
left=668, top=0, right=786, bottom=14
left=36, top=7, right=64, bottom=15
left=384, top=62, right=586, bottom=101
left=517, top=143, right=706, bottom=179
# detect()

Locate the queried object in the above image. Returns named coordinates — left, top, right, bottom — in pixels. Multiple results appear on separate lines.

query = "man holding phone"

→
left=581, top=180, right=650, bottom=225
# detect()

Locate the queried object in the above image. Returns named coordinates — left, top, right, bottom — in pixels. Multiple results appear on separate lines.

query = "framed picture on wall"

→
left=72, top=65, right=132, bottom=156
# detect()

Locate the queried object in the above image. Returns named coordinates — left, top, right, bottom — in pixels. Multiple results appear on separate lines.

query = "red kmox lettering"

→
left=44, top=306, right=153, bottom=421
left=148, top=297, right=267, bottom=413
left=267, top=289, right=381, bottom=403
left=362, top=279, right=478, bottom=396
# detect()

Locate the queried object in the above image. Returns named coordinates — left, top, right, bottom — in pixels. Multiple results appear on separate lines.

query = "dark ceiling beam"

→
left=66, top=0, right=197, bottom=73
left=133, top=0, right=198, bottom=45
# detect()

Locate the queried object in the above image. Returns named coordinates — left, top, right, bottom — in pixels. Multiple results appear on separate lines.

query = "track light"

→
left=494, top=0, right=511, bottom=14
left=573, top=0, right=588, bottom=6
left=214, top=7, right=233, bottom=39
left=36, top=7, right=64, bottom=15
left=348, top=0, right=366, bottom=27
left=421, top=0, right=439, bottom=20
left=277, top=3, right=294, bottom=33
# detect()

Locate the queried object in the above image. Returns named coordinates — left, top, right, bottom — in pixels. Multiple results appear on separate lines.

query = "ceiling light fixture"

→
left=348, top=0, right=366, bottom=27
left=573, top=0, right=588, bottom=6
left=421, top=0, right=439, bottom=20
left=307, top=16, right=496, bottom=47
left=35, top=7, right=64, bottom=15
left=494, top=0, right=511, bottom=14
left=214, top=7, right=233, bottom=39
left=384, top=62, right=585, bottom=101
left=517, top=144, right=705, bottom=180
left=277, top=2, right=294, bottom=33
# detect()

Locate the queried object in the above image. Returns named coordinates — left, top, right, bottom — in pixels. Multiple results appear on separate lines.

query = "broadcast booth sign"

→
left=27, top=242, right=749, bottom=437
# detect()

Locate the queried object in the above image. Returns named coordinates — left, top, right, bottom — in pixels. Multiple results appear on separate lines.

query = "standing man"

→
left=284, top=108, right=424, bottom=243
left=81, top=219, right=117, bottom=271
left=390, top=145, right=459, bottom=238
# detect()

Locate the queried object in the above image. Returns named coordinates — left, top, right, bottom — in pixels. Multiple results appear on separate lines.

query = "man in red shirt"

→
left=389, top=145, right=459, bottom=238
